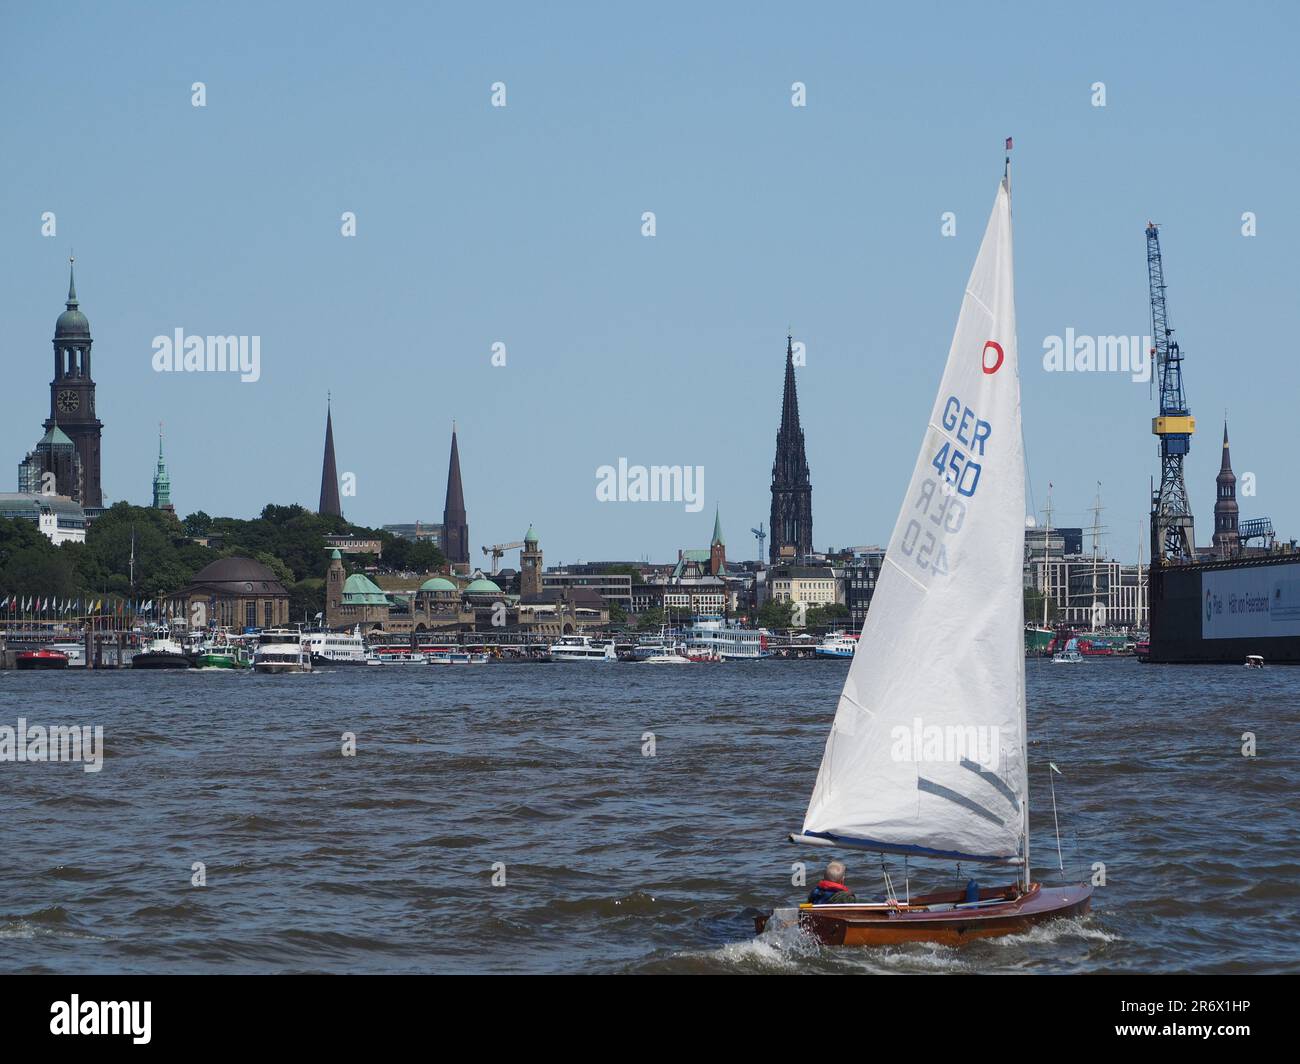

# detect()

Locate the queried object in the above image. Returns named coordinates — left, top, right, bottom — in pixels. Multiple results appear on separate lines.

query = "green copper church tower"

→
left=152, top=424, right=174, bottom=514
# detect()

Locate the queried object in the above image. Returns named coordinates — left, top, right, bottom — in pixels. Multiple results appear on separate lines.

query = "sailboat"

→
left=758, top=150, right=1091, bottom=946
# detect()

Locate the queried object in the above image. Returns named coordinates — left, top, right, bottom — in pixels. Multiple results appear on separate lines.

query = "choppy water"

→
left=1, top=658, right=1296, bottom=974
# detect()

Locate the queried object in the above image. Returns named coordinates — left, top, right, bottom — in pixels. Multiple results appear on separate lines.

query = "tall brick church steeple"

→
left=1212, top=420, right=1239, bottom=558
left=442, top=422, right=469, bottom=566
left=45, top=256, right=103, bottom=507
left=769, top=334, right=813, bottom=563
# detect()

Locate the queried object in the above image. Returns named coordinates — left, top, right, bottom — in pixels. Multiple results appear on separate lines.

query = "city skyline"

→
left=3, top=3, right=1297, bottom=563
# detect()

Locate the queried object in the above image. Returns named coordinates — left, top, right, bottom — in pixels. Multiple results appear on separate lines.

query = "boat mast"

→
left=1007, top=137, right=1031, bottom=891
left=1042, top=484, right=1053, bottom=629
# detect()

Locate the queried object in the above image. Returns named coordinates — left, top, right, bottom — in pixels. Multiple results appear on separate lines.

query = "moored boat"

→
left=549, top=636, right=617, bottom=662
left=253, top=629, right=313, bottom=673
left=130, top=630, right=192, bottom=669
left=195, top=644, right=251, bottom=669
left=16, top=648, right=70, bottom=670
left=814, top=632, right=857, bottom=659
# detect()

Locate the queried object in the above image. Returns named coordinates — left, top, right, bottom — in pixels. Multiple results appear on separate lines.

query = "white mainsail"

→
left=797, top=169, right=1027, bottom=865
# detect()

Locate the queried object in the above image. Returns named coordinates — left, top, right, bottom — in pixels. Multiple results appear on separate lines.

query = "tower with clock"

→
left=44, top=257, right=103, bottom=507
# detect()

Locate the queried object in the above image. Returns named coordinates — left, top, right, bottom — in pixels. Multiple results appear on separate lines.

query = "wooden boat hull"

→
left=758, top=882, right=1092, bottom=947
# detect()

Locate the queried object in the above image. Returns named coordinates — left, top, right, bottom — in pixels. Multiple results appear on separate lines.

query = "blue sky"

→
left=3, top=1, right=1297, bottom=566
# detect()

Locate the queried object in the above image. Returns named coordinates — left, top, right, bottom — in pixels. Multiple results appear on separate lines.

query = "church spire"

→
left=67, top=254, right=78, bottom=308
left=318, top=395, right=342, bottom=518
left=711, top=505, right=725, bottom=547
left=442, top=422, right=469, bottom=566
left=1212, top=418, right=1238, bottom=558
left=152, top=421, right=174, bottom=513
left=769, top=333, right=813, bottom=563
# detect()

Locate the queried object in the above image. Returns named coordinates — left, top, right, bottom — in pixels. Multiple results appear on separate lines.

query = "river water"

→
left=1, top=658, right=1296, bottom=974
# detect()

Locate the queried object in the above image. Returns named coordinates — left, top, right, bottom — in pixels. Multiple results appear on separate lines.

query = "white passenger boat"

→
left=549, top=636, right=617, bottom=662
left=306, top=625, right=367, bottom=665
left=364, top=649, right=430, bottom=666
left=683, top=616, right=770, bottom=660
left=253, top=629, right=313, bottom=673
left=814, top=632, right=858, bottom=659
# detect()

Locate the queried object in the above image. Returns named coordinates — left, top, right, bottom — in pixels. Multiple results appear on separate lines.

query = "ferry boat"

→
left=253, top=629, right=313, bottom=673
left=306, top=626, right=367, bottom=666
left=428, top=650, right=490, bottom=665
left=42, top=642, right=87, bottom=667
left=549, top=636, right=617, bottom=662
left=364, top=649, right=429, bottom=665
left=194, top=644, right=251, bottom=670
left=16, top=648, right=69, bottom=670
left=814, top=632, right=858, bottom=659
left=683, top=616, right=770, bottom=660
left=131, top=629, right=192, bottom=670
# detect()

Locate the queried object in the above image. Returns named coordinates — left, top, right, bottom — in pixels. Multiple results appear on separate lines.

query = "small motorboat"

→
left=1245, top=654, right=1264, bottom=669
left=195, top=644, right=251, bottom=669
left=1052, top=637, right=1083, bottom=664
left=16, top=648, right=70, bottom=670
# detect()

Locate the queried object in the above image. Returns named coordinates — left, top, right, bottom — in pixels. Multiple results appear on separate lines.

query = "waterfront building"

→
left=837, top=548, right=885, bottom=630
left=152, top=425, right=175, bottom=515
left=540, top=568, right=632, bottom=611
left=442, top=424, right=469, bottom=569
left=630, top=577, right=726, bottom=617
left=43, top=259, right=103, bottom=508
left=1025, top=550, right=1148, bottom=629
left=18, top=424, right=83, bottom=501
left=1211, top=421, right=1239, bottom=559
left=766, top=564, right=838, bottom=609
left=0, top=492, right=87, bottom=545
left=319, top=398, right=342, bottom=518
left=168, top=556, right=290, bottom=630
left=769, top=334, right=813, bottom=563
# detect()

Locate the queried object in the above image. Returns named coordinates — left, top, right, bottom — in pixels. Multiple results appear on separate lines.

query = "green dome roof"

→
left=524, top=524, right=538, bottom=544
left=464, top=577, right=502, bottom=595
left=342, top=572, right=389, bottom=605
left=55, top=308, right=90, bottom=337
left=420, top=576, right=457, bottom=592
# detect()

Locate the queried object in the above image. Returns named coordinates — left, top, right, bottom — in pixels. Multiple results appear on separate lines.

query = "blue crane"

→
left=1146, top=223, right=1196, bottom=563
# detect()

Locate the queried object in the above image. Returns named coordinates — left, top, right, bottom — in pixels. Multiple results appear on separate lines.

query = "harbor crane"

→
left=481, top=541, right=524, bottom=576
left=750, top=522, right=767, bottom=563
left=1146, top=223, right=1196, bottom=564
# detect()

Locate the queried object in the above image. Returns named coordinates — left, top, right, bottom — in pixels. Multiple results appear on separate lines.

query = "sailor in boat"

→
left=807, top=860, right=857, bottom=905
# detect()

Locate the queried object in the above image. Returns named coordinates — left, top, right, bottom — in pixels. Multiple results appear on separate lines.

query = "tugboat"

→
left=15, top=648, right=70, bottom=670
left=130, top=628, right=192, bottom=669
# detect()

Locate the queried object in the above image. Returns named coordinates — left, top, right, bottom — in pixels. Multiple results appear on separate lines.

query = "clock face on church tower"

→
left=56, top=389, right=80, bottom=414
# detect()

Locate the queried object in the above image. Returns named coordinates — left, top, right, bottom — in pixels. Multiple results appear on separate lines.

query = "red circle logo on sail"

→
left=982, top=340, right=1004, bottom=374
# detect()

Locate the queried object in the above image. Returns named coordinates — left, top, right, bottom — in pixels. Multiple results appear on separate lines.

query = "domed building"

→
left=169, top=556, right=291, bottom=630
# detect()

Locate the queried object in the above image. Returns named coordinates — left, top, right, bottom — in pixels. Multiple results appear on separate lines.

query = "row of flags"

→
left=0, top=596, right=163, bottom=614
